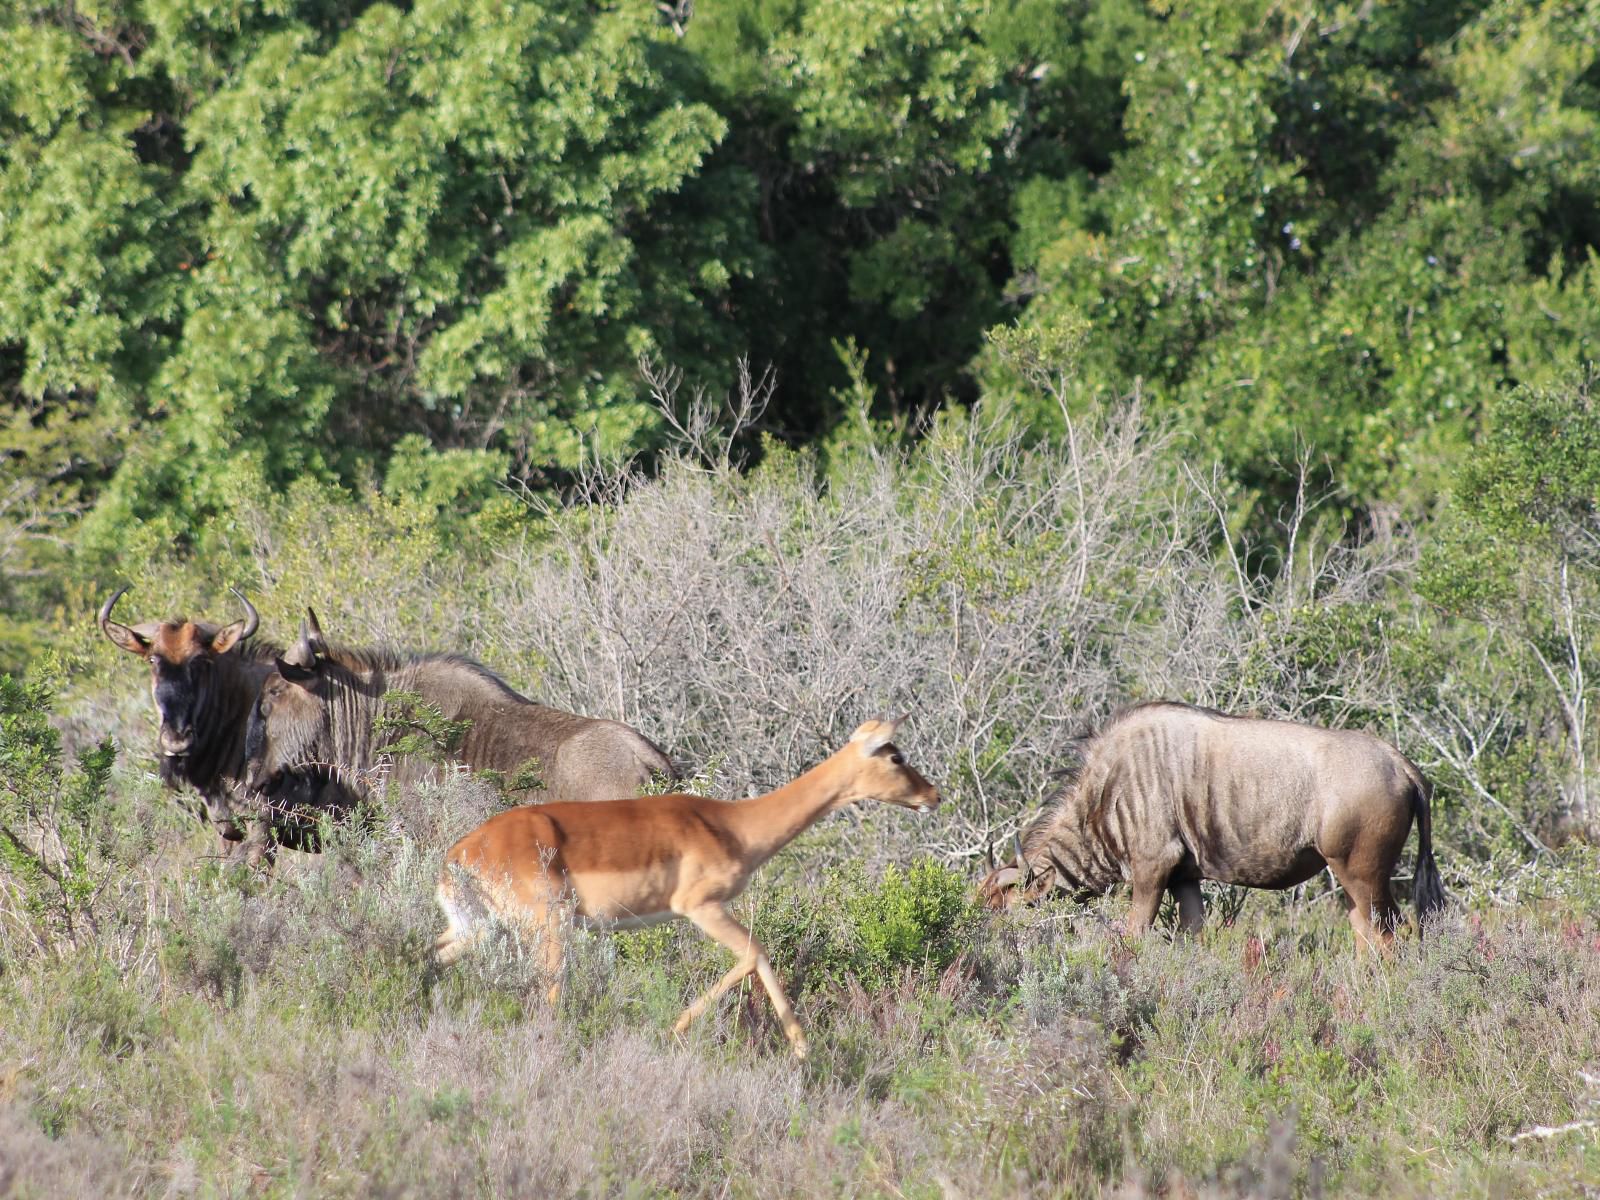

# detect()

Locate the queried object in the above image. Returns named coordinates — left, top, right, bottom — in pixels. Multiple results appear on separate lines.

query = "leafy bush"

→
left=0, top=663, right=114, bottom=956
left=755, top=858, right=978, bottom=994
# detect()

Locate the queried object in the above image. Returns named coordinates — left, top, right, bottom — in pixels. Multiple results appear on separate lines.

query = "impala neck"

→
left=725, top=750, right=865, bottom=868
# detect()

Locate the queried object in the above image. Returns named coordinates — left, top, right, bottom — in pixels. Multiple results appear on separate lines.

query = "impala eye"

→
left=148, top=655, right=159, bottom=666
left=889, top=752, right=905, bottom=765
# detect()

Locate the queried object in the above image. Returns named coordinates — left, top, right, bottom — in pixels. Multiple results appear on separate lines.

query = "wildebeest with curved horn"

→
left=99, top=586, right=344, bottom=864
left=243, top=608, right=675, bottom=804
left=979, top=702, right=1445, bottom=950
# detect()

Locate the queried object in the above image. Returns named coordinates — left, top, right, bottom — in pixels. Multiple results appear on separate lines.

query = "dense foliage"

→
left=6, top=1, right=1600, bottom=591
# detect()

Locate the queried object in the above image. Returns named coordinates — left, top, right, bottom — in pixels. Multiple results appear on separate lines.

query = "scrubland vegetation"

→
left=7, top=0, right=1600, bottom=1194
left=2, top=395, right=1598, bottom=1195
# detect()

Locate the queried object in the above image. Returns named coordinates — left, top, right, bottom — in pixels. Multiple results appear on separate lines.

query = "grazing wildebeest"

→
left=243, top=608, right=674, bottom=804
left=979, top=702, right=1445, bottom=949
left=98, top=587, right=342, bottom=864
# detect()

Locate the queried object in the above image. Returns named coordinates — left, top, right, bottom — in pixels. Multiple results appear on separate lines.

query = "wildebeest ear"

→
left=103, top=621, right=159, bottom=655
left=98, top=586, right=157, bottom=655
left=274, top=655, right=319, bottom=685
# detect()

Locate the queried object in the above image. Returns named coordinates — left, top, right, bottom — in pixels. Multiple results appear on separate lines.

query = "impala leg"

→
left=433, top=927, right=482, bottom=968
left=1171, top=880, right=1205, bottom=934
left=541, top=920, right=565, bottom=1009
left=678, top=905, right=807, bottom=1059
left=674, top=959, right=758, bottom=1032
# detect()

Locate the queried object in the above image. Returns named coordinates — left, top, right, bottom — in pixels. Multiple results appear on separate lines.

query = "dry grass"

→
left=1, top=761, right=1598, bottom=1197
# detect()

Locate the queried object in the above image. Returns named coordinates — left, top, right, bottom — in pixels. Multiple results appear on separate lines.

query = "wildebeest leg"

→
left=1126, top=844, right=1185, bottom=935
left=230, top=817, right=276, bottom=869
left=1327, top=857, right=1397, bottom=954
left=205, top=797, right=243, bottom=843
left=1126, top=876, right=1168, bottom=935
left=1170, top=880, right=1205, bottom=933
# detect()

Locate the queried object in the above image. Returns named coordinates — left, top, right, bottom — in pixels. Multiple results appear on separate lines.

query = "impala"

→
left=434, top=716, right=939, bottom=1058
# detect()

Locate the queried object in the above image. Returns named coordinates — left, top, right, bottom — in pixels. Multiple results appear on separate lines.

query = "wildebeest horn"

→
left=97, top=584, right=155, bottom=654
left=282, top=614, right=319, bottom=669
left=228, top=588, right=259, bottom=641
left=98, top=585, right=131, bottom=639
left=1013, top=831, right=1033, bottom=887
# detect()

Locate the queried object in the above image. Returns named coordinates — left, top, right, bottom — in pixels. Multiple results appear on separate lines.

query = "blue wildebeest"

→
left=243, top=608, right=675, bottom=804
left=979, top=702, right=1445, bottom=950
left=99, top=587, right=345, bottom=863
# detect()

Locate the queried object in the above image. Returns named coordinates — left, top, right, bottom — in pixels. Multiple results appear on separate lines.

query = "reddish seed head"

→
left=1242, top=935, right=1264, bottom=972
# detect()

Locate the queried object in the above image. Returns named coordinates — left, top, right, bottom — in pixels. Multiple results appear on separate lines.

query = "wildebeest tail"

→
left=1408, top=763, right=1446, bottom=928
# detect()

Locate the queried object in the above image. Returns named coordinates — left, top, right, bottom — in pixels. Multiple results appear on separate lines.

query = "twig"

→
left=1509, top=1119, right=1598, bottom=1143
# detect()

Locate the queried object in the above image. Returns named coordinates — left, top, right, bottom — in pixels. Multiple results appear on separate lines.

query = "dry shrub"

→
left=472, top=399, right=1415, bottom=876
left=0, top=1101, right=136, bottom=1199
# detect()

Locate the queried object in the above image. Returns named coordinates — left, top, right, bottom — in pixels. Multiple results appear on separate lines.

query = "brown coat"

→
left=245, top=611, right=673, bottom=803
left=981, top=702, right=1445, bottom=948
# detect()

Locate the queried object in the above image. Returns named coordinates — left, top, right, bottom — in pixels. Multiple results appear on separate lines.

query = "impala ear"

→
left=849, top=717, right=902, bottom=755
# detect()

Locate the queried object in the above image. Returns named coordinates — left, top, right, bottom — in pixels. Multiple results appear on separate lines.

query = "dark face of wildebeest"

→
left=243, top=609, right=335, bottom=794
left=99, top=586, right=260, bottom=789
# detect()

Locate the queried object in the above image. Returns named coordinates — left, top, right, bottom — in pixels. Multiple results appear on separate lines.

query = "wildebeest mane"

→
left=315, top=643, right=529, bottom=703
left=1021, top=701, right=1240, bottom=862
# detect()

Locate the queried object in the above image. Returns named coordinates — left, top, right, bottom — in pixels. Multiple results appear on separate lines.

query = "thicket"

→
left=6, top=0, right=1600, bottom=650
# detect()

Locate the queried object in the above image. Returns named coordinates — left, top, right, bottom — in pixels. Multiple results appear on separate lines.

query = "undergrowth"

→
left=0, top=755, right=1597, bottom=1198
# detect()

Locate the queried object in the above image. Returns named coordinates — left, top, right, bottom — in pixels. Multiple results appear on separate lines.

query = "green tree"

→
left=0, top=0, right=761, bottom=570
left=1422, top=374, right=1600, bottom=835
left=685, top=0, right=1146, bottom=426
left=1005, top=0, right=1600, bottom=521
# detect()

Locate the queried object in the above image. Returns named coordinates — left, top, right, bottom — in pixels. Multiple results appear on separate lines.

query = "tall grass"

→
left=2, top=766, right=1598, bottom=1197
